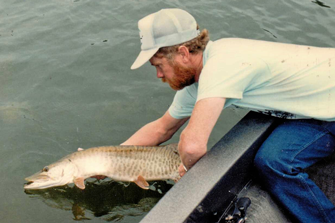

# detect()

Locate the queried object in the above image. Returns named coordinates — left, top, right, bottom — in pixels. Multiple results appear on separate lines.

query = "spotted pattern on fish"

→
left=66, top=144, right=180, bottom=181
left=24, top=144, right=181, bottom=190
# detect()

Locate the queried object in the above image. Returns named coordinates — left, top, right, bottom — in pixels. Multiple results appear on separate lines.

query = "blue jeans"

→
left=254, top=119, right=335, bottom=223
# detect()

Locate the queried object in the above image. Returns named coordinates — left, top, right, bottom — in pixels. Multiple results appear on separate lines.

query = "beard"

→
left=161, top=61, right=196, bottom=91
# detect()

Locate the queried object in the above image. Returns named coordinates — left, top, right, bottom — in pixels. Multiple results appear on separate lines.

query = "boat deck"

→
left=141, top=112, right=335, bottom=223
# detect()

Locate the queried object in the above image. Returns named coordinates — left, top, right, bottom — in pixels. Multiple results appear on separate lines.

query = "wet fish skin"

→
left=24, top=144, right=181, bottom=190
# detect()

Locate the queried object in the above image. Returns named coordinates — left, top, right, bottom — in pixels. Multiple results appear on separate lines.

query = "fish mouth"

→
left=25, top=172, right=49, bottom=182
left=24, top=179, right=60, bottom=190
left=24, top=173, right=59, bottom=190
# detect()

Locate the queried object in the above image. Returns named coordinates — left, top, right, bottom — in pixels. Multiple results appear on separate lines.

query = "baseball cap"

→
left=131, top=8, right=200, bottom=70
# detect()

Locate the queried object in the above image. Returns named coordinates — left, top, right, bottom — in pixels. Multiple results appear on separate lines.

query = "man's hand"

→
left=178, top=163, right=187, bottom=177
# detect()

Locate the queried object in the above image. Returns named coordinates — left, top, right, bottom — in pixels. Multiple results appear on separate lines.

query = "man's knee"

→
left=254, top=149, right=271, bottom=175
left=254, top=146, right=291, bottom=177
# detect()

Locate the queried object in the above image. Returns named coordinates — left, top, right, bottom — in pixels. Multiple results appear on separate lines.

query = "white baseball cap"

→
left=131, top=8, right=200, bottom=70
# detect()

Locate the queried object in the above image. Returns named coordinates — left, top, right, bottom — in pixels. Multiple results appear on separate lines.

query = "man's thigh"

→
left=256, top=119, right=335, bottom=172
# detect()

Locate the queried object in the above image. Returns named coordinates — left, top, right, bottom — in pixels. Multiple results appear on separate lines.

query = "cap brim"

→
left=131, top=47, right=159, bottom=70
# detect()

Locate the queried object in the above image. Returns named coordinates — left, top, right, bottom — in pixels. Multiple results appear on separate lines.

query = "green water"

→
left=0, top=0, right=334, bottom=222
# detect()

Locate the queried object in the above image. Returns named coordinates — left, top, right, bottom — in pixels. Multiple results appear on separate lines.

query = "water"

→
left=0, top=0, right=334, bottom=222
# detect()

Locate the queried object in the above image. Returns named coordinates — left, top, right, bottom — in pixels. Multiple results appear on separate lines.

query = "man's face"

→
left=149, top=56, right=196, bottom=90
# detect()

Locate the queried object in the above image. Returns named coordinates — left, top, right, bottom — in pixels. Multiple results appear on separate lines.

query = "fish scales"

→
left=24, top=144, right=181, bottom=190
left=70, top=146, right=177, bottom=180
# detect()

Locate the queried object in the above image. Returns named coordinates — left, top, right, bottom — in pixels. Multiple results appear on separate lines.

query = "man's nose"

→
left=156, top=70, right=164, bottom=78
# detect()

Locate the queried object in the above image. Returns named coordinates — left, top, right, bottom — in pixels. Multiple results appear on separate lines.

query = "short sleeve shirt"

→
left=169, top=38, right=335, bottom=121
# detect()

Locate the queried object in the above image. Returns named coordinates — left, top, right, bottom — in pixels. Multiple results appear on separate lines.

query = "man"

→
left=122, top=8, right=335, bottom=222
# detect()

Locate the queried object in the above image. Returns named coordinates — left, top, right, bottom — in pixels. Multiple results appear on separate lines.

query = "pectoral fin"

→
left=74, top=177, right=85, bottom=189
left=134, top=175, right=149, bottom=190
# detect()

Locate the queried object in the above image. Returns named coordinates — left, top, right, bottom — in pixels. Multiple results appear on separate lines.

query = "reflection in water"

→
left=24, top=180, right=173, bottom=221
left=72, top=203, right=91, bottom=221
left=311, top=0, right=331, bottom=8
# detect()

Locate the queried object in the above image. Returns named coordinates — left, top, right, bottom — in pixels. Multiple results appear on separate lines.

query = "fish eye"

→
left=42, top=166, right=49, bottom=172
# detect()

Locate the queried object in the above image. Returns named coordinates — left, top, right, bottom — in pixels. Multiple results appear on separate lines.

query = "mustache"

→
left=161, top=64, right=196, bottom=90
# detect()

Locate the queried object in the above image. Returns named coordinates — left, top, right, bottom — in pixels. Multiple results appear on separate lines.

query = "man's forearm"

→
left=178, top=97, right=226, bottom=171
left=122, top=111, right=189, bottom=146
left=178, top=128, right=207, bottom=170
left=121, top=120, right=171, bottom=146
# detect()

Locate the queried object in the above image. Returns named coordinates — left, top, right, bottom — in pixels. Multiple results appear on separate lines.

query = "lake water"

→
left=0, top=0, right=334, bottom=222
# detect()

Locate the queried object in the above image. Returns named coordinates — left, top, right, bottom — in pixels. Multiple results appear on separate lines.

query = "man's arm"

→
left=178, top=97, right=226, bottom=175
left=121, top=111, right=189, bottom=146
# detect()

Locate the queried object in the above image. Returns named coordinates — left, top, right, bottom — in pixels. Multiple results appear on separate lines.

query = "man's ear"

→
left=178, top=46, right=190, bottom=63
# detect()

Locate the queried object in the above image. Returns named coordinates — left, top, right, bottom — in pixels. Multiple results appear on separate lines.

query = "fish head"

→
left=24, top=158, right=77, bottom=190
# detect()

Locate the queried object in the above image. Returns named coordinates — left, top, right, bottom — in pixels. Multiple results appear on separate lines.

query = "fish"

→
left=24, top=144, right=181, bottom=190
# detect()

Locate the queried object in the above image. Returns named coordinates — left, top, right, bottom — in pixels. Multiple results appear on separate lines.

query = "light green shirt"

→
left=169, top=38, right=335, bottom=121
